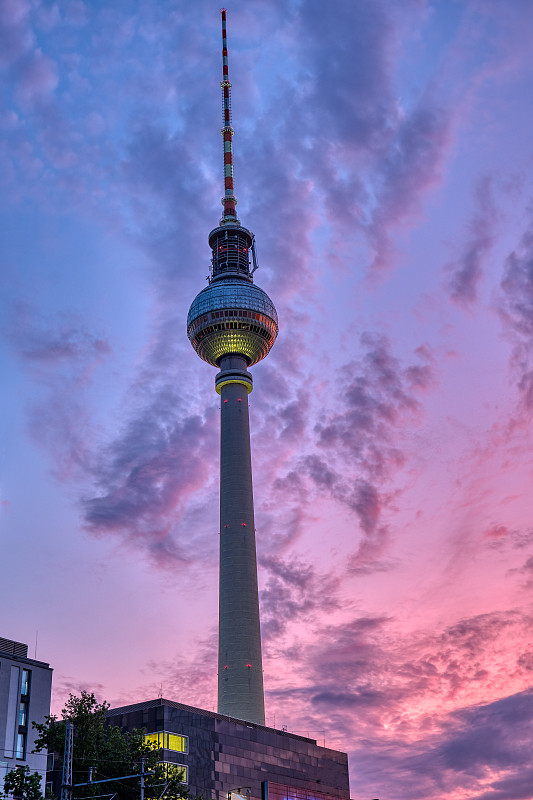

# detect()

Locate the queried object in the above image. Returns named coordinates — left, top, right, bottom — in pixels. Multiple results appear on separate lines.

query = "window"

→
left=18, top=702, right=28, bottom=727
left=159, top=762, right=188, bottom=784
left=20, top=670, right=30, bottom=696
left=167, top=734, right=187, bottom=752
left=16, top=732, right=26, bottom=759
left=144, top=732, right=188, bottom=753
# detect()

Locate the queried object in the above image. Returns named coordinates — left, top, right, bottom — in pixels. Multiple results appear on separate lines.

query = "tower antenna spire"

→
left=220, top=8, right=238, bottom=224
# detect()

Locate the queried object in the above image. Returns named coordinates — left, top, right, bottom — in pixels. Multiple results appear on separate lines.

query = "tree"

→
left=29, top=691, right=190, bottom=800
left=1, top=766, right=43, bottom=800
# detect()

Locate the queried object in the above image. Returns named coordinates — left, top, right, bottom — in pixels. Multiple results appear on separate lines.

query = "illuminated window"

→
left=159, top=762, right=188, bottom=784
left=167, top=734, right=187, bottom=752
left=144, top=732, right=188, bottom=753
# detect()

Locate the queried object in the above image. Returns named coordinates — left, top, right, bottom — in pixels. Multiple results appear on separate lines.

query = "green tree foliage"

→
left=30, top=691, right=190, bottom=800
left=1, top=765, right=43, bottom=800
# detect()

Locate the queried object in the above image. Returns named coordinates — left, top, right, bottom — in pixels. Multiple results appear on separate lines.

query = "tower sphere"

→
left=187, top=276, right=278, bottom=368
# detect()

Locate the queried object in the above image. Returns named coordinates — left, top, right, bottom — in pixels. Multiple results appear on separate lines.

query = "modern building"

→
left=186, top=8, right=278, bottom=729
left=107, top=698, right=350, bottom=800
left=0, top=636, right=53, bottom=793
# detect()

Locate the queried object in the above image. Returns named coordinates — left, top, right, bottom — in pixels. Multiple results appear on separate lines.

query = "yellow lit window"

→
left=160, top=762, right=188, bottom=784
left=145, top=732, right=164, bottom=749
left=167, top=734, right=187, bottom=752
left=144, top=732, right=188, bottom=753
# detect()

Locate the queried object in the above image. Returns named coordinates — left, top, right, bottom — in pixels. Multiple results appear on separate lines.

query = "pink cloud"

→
left=263, top=605, right=533, bottom=798
left=484, top=523, right=510, bottom=540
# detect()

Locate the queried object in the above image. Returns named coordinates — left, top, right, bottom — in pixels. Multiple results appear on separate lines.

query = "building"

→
left=186, top=8, right=278, bottom=729
left=0, top=636, right=53, bottom=793
left=107, top=698, right=350, bottom=800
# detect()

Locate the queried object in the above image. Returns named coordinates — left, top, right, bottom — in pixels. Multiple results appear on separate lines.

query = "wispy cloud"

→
left=82, top=389, right=217, bottom=568
left=446, top=176, right=498, bottom=306
left=260, top=555, right=341, bottom=640
left=499, top=212, right=533, bottom=409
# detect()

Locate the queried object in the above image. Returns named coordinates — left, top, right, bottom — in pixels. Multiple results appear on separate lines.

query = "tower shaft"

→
left=217, top=355, right=265, bottom=725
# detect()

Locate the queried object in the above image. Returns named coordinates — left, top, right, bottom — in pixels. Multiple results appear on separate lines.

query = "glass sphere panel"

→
left=187, top=280, right=278, bottom=325
left=187, top=279, right=278, bottom=367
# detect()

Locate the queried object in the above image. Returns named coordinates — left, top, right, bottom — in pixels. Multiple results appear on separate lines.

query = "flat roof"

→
left=107, top=697, right=319, bottom=746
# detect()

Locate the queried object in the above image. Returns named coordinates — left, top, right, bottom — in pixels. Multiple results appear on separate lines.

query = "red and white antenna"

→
left=220, top=9, right=238, bottom=223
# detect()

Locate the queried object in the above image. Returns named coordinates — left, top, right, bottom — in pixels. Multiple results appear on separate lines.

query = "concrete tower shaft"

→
left=217, top=355, right=264, bottom=724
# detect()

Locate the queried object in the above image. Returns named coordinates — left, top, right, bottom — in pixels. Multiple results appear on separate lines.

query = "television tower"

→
left=187, top=9, right=278, bottom=726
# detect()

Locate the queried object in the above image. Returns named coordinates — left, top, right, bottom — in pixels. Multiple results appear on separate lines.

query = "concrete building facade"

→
left=0, top=636, right=52, bottom=793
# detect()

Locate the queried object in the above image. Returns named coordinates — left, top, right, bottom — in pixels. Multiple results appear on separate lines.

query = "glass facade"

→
left=187, top=279, right=278, bottom=366
left=187, top=280, right=278, bottom=326
left=191, top=327, right=275, bottom=367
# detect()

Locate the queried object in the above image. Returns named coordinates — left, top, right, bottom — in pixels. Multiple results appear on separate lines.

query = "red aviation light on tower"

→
left=220, top=8, right=238, bottom=223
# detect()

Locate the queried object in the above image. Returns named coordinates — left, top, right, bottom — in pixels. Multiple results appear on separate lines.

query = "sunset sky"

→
left=2, top=1, right=533, bottom=798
